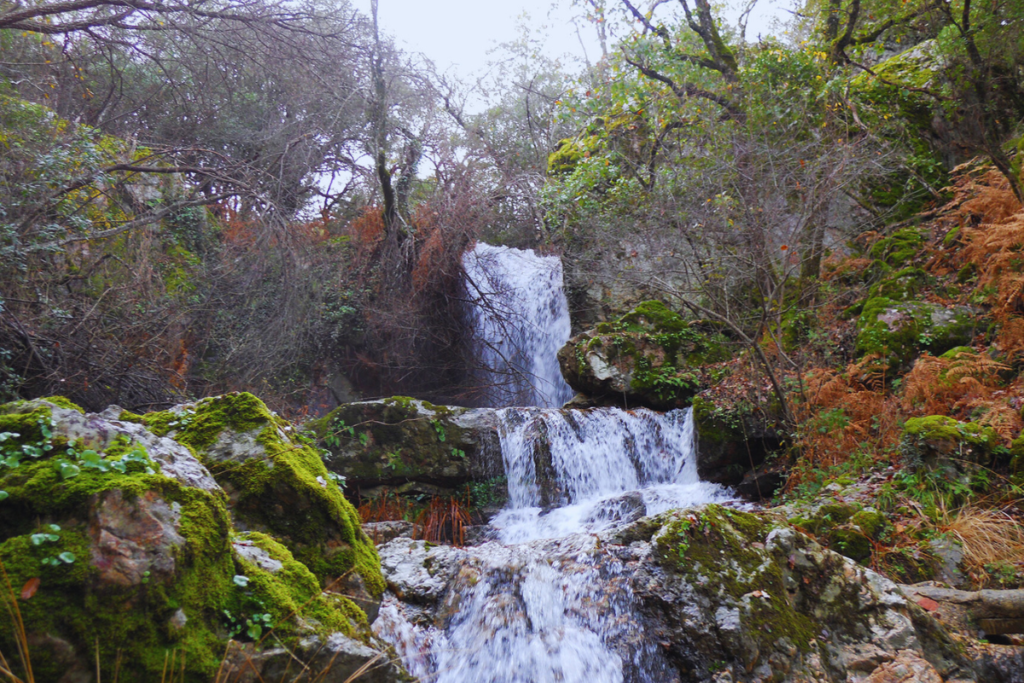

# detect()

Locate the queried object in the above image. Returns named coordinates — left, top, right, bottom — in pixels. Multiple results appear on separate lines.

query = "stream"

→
left=373, top=243, right=733, bottom=682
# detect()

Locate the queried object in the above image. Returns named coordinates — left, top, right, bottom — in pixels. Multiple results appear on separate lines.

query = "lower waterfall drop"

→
left=374, top=406, right=733, bottom=683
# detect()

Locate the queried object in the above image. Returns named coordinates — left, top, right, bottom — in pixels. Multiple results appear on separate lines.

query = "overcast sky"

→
left=351, top=0, right=792, bottom=78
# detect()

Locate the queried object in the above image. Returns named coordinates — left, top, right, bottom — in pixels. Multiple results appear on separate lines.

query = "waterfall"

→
left=462, top=242, right=575, bottom=408
left=375, top=245, right=732, bottom=683
left=375, top=407, right=732, bottom=682
left=492, top=406, right=730, bottom=543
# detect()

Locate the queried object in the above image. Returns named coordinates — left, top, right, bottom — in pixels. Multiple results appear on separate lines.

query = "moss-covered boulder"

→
left=557, top=301, right=728, bottom=410
left=0, top=396, right=400, bottom=682
left=310, top=397, right=502, bottom=494
left=141, top=392, right=384, bottom=599
left=691, top=395, right=785, bottom=496
left=855, top=297, right=982, bottom=371
left=901, top=415, right=1001, bottom=469
left=626, top=505, right=972, bottom=682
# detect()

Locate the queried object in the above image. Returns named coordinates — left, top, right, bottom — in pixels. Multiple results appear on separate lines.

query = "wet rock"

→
left=89, top=489, right=184, bottom=588
left=624, top=505, right=978, bottom=683
left=312, top=397, right=502, bottom=490
left=581, top=491, right=647, bottom=526
left=376, top=538, right=461, bottom=605
left=557, top=301, right=726, bottom=410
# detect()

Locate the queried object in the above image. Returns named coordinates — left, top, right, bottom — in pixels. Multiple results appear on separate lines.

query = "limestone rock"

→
left=312, top=397, right=502, bottom=491
left=557, top=301, right=726, bottom=410
left=89, top=489, right=184, bottom=587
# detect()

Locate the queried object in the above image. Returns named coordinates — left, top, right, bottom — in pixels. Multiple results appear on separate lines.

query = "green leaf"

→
left=58, top=552, right=76, bottom=564
left=232, top=575, right=250, bottom=587
left=246, top=622, right=262, bottom=640
left=48, top=524, right=60, bottom=532
left=57, top=460, right=80, bottom=479
left=0, top=491, right=7, bottom=501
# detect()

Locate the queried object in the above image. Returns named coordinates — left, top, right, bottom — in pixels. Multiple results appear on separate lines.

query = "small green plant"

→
left=450, top=448, right=466, bottom=460
left=32, top=524, right=76, bottom=567
left=431, top=419, right=446, bottom=442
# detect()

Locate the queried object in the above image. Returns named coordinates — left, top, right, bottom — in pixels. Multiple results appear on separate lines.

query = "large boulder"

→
left=557, top=301, right=728, bottom=410
left=855, top=298, right=983, bottom=372
left=621, top=505, right=977, bottom=682
left=0, top=396, right=402, bottom=682
left=692, top=394, right=786, bottom=497
left=900, top=415, right=1001, bottom=470
left=310, top=397, right=502, bottom=494
left=138, top=392, right=385, bottom=599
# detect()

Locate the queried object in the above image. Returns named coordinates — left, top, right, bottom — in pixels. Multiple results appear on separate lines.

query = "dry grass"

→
left=939, top=505, right=1024, bottom=578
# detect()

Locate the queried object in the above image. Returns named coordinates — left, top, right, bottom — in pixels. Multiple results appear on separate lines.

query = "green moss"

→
left=855, top=297, right=979, bottom=370
left=867, top=267, right=931, bottom=301
left=828, top=527, right=872, bottom=563
left=118, top=410, right=145, bottom=423
left=156, top=394, right=384, bottom=599
left=903, top=415, right=999, bottom=450
left=850, top=509, right=887, bottom=539
left=868, top=228, right=926, bottom=267
left=38, top=396, right=84, bottom=413
left=143, top=391, right=272, bottom=451
left=0, top=470, right=236, bottom=681
left=655, top=506, right=815, bottom=654
left=234, top=532, right=367, bottom=640
left=939, top=346, right=974, bottom=359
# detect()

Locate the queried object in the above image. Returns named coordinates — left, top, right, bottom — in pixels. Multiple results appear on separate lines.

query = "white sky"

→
left=351, top=0, right=792, bottom=78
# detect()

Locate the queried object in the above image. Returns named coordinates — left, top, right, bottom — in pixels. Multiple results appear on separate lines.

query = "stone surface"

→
left=313, top=397, right=502, bottom=491
left=89, top=489, right=184, bottom=587
left=46, top=402, right=221, bottom=492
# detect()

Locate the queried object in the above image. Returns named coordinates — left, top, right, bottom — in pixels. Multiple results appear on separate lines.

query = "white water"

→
left=492, top=406, right=732, bottom=543
left=374, top=246, right=731, bottom=682
left=463, top=242, right=575, bottom=408
left=375, top=407, right=732, bottom=682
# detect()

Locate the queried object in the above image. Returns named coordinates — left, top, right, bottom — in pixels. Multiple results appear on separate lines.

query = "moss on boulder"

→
left=309, top=397, right=501, bottom=493
left=901, top=415, right=1000, bottom=469
left=0, top=396, right=396, bottom=682
left=144, top=393, right=384, bottom=598
left=691, top=395, right=785, bottom=494
left=558, top=301, right=729, bottom=409
left=855, top=297, right=982, bottom=371
left=627, top=504, right=970, bottom=681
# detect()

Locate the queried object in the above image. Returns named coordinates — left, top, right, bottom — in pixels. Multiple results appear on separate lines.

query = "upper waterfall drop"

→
left=463, top=242, right=575, bottom=408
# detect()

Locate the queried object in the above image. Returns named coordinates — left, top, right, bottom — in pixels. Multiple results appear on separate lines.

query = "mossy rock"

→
left=855, top=297, right=982, bottom=371
left=868, top=267, right=932, bottom=301
left=867, top=228, right=927, bottom=268
left=310, top=397, right=501, bottom=492
left=901, top=416, right=1000, bottom=469
left=691, top=395, right=785, bottom=491
left=144, top=393, right=385, bottom=598
left=558, top=301, right=729, bottom=410
left=0, top=399, right=233, bottom=681
left=630, top=505, right=964, bottom=680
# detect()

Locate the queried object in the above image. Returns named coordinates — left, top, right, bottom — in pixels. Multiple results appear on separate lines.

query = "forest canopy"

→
left=0, top=0, right=1022, bottom=415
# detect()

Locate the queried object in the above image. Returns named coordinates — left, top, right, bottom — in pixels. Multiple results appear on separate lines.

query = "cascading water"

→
left=374, top=407, right=732, bottom=682
left=373, top=244, right=732, bottom=682
left=462, top=242, right=575, bottom=408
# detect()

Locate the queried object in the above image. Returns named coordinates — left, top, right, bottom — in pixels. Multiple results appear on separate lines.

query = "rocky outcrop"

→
left=0, top=396, right=404, bottom=683
left=311, top=396, right=502, bottom=494
left=691, top=394, right=786, bottom=497
left=373, top=504, right=993, bottom=683
left=558, top=301, right=729, bottom=410
left=900, top=415, right=1001, bottom=470
left=855, top=298, right=983, bottom=372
